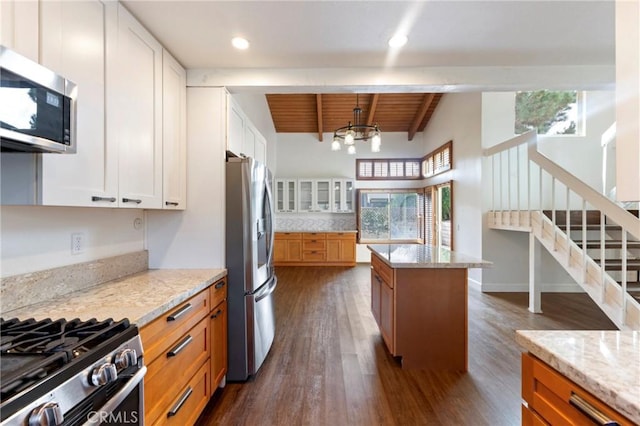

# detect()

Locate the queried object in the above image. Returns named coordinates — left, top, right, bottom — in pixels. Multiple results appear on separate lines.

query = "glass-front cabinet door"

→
left=332, top=179, right=355, bottom=213
left=298, top=180, right=313, bottom=212
left=275, top=179, right=297, bottom=212
left=297, top=179, right=331, bottom=212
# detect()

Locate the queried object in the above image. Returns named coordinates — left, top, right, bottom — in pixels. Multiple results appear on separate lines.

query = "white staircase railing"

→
left=484, top=130, right=640, bottom=330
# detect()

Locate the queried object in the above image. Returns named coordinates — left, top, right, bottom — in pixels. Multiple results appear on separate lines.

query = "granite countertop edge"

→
left=2, top=268, right=227, bottom=328
left=275, top=230, right=358, bottom=233
left=368, top=244, right=492, bottom=269
left=515, top=330, right=640, bottom=424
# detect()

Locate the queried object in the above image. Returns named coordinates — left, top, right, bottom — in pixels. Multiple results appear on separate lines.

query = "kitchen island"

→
left=368, top=244, right=491, bottom=371
left=517, top=330, right=640, bottom=425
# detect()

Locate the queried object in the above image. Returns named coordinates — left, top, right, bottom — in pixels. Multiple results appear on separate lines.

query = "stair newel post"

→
left=582, top=201, right=588, bottom=284
left=622, top=230, right=628, bottom=326
left=552, top=177, right=557, bottom=250
left=508, top=148, right=512, bottom=226
left=500, top=151, right=504, bottom=226
left=516, top=145, right=521, bottom=227
left=491, top=155, right=495, bottom=222
left=529, top=233, right=543, bottom=313
left=566, top=188, right=571, bottom=266
left=600, top=212, right=606, bottom=303
left=538, top=164, right=543, bottom=234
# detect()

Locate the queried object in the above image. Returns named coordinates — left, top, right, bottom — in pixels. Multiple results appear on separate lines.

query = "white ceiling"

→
left=121, top=0, right=615, bottom=71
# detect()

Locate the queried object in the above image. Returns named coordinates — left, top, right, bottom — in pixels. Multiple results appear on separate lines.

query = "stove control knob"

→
left=28, top=401, right=63, bottom=426
left=90, top=363, right=118, bottom=386
left=113, top=348, right=137, bottom=370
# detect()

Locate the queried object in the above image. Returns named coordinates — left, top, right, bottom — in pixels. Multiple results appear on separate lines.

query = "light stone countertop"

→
left=2, top=269, right=226, bottom=328
left=368, top=244, right=492, bottom=268
left=516, top=330, right=640, bottom=423
left=275, top=230, right=357, bottom=234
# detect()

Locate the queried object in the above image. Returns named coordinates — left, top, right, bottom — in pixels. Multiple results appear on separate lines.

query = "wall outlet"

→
left=71, top=233, right=84, bottom=255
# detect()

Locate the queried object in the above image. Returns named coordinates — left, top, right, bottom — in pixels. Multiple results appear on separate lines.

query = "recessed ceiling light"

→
left=231, top=37, right=250, bottom=50
left=388, top=34, right=408, bottom=48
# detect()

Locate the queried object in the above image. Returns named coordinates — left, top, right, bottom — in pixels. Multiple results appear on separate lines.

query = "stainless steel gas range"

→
left=0, top=317, right=146, bottom=426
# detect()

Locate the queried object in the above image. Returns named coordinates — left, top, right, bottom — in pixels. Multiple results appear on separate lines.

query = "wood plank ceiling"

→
left=265, top=93, right=443, bottom=142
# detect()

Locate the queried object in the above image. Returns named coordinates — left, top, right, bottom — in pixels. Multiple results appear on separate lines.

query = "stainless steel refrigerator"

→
left=226, top=157, right=277, bottom=381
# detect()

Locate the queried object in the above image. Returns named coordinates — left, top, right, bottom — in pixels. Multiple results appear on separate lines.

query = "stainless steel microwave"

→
left=0, top=45, right=77, bottom=153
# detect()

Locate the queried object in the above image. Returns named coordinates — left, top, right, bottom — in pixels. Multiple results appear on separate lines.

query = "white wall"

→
left=419, top=93, right=484, bottom=285
left=0, top=206, right=144, bottom=277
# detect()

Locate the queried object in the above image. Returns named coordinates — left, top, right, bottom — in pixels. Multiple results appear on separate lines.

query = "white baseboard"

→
left=480, top=282, right=585, bottom=293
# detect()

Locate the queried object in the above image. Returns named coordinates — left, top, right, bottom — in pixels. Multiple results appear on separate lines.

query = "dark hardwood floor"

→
left=195, top=265, right=617, bottom=426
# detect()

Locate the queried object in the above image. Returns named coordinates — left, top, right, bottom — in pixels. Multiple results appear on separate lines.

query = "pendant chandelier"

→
left=331, top=94, right=381, bottom=154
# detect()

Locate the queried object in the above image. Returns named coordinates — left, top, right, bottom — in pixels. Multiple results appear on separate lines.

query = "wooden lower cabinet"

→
left=369, top=252, right=468, bottom=371
left=275, top=232, right=356, bottom=266
left=521, top=352, right=634, bottom=425
left=141, top=276, right=228, bottom=425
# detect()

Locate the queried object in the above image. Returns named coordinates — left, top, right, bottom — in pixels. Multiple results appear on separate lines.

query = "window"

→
left=422, top=141, right=452, bottom=178
left=356, top=159, right=422, bottom=180
left=514, top=90, right=585, bottom=136
left=357, top=189, right=424, bottom=243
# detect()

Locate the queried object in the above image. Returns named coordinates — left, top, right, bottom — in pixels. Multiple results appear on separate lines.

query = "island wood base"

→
left=371, top=253, right=468, bottom=371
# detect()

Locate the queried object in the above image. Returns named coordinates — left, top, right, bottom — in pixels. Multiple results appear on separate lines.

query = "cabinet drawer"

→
left=522, top=353, right=633, bottom=425
left=371, top=254, right=393, bottom=287
left=145, top=316, right=210, bottom=425
left=210, top=277, right=227, bottom=308
left=303, top=232, right=326, bottom=240
left=303, top=240, right=326, bottom=250
left=140, top=289, right=209, bottom=364
left=275, top=232, right=301, bottom=240
left=522, top=404, right=548, bottom=426
left=303, top=251, right=326, bottom=261
left=153, top=360, right=210, bottom=426
left=326, top=232, right=356, bottom=240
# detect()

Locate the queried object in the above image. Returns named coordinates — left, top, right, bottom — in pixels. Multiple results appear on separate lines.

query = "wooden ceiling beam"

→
left=367, top=93, right=380, bottom=125
left=316, top=94, right=323, bottom=141
left=407, top=93, right=435, bottom=141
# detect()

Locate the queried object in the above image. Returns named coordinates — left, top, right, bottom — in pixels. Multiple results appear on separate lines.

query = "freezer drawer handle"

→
left=569, top=393, right=619, bottom=426
left=167, top=386, right=193, bottom=417
left=211, top=309, right=223, bottom=319
left=167, top=335, right=193, bottom=358
left=215, top=281, right=226, bottom=289
left=122, top=197, right=142, bottom=204
left=167, top=303, right=192, bottom=322
left=91, top=196, right=116, bottom=203
left=165, top=201, right=179, bottom=206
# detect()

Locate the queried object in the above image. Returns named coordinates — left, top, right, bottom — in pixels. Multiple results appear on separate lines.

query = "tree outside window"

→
left=515, top=90, right=584, bottom=136
left=358, top=190, right=423, bottom=243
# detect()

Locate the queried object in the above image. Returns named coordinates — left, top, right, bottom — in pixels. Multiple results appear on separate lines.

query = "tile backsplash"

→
left=275, top=213, right=356, bottom=231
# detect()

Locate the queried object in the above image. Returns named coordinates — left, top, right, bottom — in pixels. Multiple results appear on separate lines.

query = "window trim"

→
left=421, top=140, right=452, bottom=178
left=356, top=158, right=422, bottom=181
left=356, top=188, right=425, bottom=244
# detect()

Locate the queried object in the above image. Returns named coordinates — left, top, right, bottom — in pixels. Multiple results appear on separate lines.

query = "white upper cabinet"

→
left=39, top=0, right=119, bottom=207
left=115, top=3, right=163, bottom=209
left=161, top=49, right=187, bottom=210
left=226, top=93, right=268, bottom=163
left=0, top=0, right=39, bottom=61
left=332, top=179, right=355, bottom=213
left=227, top=95, right=245, bottom=157
left=298, top=179, right=332, bottom=213
left=274, top=179, right=297, bottom=213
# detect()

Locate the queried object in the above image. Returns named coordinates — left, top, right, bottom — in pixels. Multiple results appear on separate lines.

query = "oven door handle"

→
left=84, top=366, right=146, bottom=425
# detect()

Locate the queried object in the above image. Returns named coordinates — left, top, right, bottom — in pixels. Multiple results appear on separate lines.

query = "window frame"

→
left=356, top=158, right=422, bottom=181
left=356, top=188, right=425, bottom=244
left=421, top=140, right=452, bottom=179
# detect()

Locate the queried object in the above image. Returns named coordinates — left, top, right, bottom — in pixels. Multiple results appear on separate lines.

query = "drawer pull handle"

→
left=215, top=281, right=226, bottom=289
left=569, top=393, right=620, bottom=426
left=122, top=197, right=142, bottom=204
left=165, top=201, right=179, bottom=206
left=167, top=303, right=192, bottom=322
left=167, top=335, right=193, bottom=358
left=211, top=309, right=223, bottom=319
left=167, top=386, right=193, bottom=417
left=91, top=196, right=116, bottom=202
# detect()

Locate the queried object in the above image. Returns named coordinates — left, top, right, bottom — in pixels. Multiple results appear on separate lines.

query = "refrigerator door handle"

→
left=255, top=276, right=278, bottom=303
left=264, top=176, right=276, bottom=268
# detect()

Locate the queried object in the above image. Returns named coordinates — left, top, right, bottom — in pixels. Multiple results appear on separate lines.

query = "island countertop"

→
left=516, top=330, right=640, bottom=424
left=368, top=244, right=492, bottom=269
left=2, top=269, right=227, bottom=328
